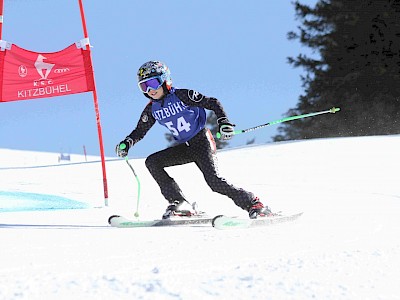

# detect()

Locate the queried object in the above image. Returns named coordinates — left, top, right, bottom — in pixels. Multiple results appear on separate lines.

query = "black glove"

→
left=217, top=117, right=235, bottom=140
left=116, top=137, right=134, bottom=158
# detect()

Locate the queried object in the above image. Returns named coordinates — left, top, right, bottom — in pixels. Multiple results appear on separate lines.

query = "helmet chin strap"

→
left=162, top=82, right=170, bottom=94
left=143, top=92, right=152, bottom=99
left=159, top=84, right=169, bottom=106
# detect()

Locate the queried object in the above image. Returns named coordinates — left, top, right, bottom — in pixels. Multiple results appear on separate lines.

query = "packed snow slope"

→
left=0, top=135, right=399, bottom=300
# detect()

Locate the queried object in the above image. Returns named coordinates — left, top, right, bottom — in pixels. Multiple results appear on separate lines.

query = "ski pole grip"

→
left=216, top=130, right=241, bottom=139
left=119, top=143, right=127, bottom=150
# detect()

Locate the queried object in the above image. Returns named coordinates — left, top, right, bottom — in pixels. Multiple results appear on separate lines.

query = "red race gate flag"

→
left=0, top=39, right=94, bottom=102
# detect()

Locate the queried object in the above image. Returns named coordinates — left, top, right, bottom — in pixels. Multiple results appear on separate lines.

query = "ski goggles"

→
left=138, top=76, right=163, bottom=93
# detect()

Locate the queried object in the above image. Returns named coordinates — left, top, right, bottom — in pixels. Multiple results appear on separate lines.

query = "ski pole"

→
left=120, top=144, right=141, bottom=218
left=216, top=107, right=340, bottom=139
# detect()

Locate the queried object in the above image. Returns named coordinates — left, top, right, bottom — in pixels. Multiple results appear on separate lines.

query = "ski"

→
left=212, top=212, right=303, bottom=230
left=108, top=214, right=213, bottom=228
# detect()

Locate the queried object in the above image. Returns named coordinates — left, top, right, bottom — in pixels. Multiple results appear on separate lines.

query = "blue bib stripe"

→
left=151, top=90, right=206, bottom=143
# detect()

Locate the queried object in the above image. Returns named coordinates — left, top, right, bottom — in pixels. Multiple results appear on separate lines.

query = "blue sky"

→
left=0, top=0, right=317, bottom=158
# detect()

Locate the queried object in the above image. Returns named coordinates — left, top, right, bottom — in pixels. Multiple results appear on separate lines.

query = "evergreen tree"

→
left=273, top=0, right=400, bottom=141
left=246, top=137, right=256, bottom=145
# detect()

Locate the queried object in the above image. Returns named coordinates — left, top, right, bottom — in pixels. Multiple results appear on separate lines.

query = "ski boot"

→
left=162, top=200, right=190, bottom=219
left=248, top=197, right=274, bottom=219
left=162, top=200, right=206, bottom=219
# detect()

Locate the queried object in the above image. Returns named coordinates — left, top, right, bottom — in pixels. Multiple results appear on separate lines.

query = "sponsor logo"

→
left=141, top=114, right=149, bottom=123
left=54, top=68, right=70, bottom=73
left=34, top=54, right=55, bottom=80
left=18, top=65, right=28, bottom=77
left=188, top=90, right=203, bottom=102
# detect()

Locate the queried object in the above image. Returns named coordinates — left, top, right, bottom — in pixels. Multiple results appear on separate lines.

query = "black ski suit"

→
left=124, top=88, right=255, bottom=211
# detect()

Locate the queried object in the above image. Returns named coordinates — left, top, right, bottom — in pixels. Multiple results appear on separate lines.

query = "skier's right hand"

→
left=116, top=138, right=134, bottom=158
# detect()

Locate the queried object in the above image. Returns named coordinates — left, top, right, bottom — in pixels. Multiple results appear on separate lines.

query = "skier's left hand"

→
left=217, top=117, right=235, bottom=140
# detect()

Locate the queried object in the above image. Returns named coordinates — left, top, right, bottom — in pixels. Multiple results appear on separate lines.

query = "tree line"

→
left=166, top=0, right=400, bottom=149
left=274, top=0, right=400, bottom=141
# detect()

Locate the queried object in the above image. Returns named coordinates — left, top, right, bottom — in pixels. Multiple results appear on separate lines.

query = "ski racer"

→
left=116, top=60, right=273, bottom=219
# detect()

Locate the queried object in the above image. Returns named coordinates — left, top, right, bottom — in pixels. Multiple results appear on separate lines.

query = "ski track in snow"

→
left=0, top=135, right=399, bottom=300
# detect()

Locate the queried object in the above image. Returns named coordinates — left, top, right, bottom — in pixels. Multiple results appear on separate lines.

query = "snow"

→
left=0, top=135, right=399, bottom=300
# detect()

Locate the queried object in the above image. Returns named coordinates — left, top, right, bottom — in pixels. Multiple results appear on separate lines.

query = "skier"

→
left=116, top=61, right=273, bottom=219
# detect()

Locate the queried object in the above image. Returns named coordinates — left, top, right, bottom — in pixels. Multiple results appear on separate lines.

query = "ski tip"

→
left=212, top=215, right=225, bottom=227
left=108, top=215, right=120, bottom=225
